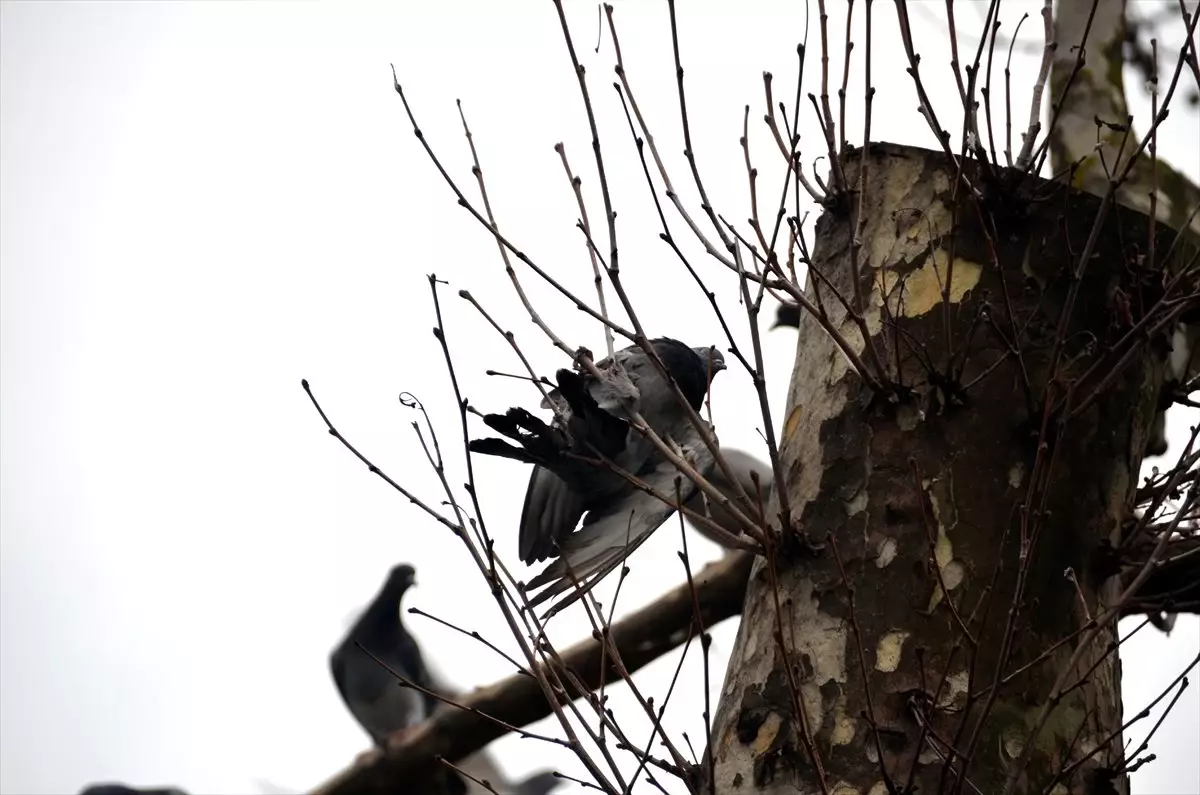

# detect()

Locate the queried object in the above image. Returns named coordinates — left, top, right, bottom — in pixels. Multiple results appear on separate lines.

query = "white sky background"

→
left=1, top=1, right=1198, bottom=793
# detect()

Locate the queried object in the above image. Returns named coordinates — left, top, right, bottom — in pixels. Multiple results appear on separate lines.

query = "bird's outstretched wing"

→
left=473, top=363, right=641, bottom=563
left=524, top=419, right=717, bottom=616
left=471, top=339, right=724, bottom=566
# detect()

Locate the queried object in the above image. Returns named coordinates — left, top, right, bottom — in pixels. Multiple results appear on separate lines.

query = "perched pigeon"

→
left=469, top=338, right=726, bottom=608
left=78, top=786, right=187, bottom=795
left=331, top=564, right=436, bottom=745
left=772, top=301, right=801, bottom=330
left=332, top=565, right=561, bottom=794
left=330, top=565, right=465, bottom=794
left=682, top=447, right=773, bottom=548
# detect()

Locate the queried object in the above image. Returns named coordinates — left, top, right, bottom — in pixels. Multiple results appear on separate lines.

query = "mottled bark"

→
left=707, top=143, right=1186, bottom=795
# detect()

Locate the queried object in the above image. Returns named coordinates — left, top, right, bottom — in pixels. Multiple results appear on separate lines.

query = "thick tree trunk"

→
left=707, top=143, right=1182, bottom=794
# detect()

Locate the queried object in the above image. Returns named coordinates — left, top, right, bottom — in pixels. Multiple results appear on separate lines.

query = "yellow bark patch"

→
left=923, top=476, right=962, bottom=612
left=875, top=536, right=898, bottom=568
left=875, top=631, right=910, bottom=672
left=881, top=249, right=983, bottom=318
left=783, top=403, right=804, bottom=445
left=750, top=712, right=782, bottom=755
left=831, top=697, right=857, bottom=746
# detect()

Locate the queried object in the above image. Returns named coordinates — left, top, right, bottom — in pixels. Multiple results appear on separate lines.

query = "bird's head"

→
left=692, top=344, right=727, bottom=376
left=383, top=563, right=418, bottom=597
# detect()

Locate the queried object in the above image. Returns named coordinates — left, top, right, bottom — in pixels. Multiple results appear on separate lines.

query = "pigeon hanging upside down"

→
left=469, top=338, right=727, bottom=611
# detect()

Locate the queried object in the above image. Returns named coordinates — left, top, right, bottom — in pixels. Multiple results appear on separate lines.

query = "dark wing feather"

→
left=525, top=419, right=717, bottom=615
left=473, top=339, right=723, bottom=568
left=519, top=465, right=587, bottom=563
left=510, top=367, right=636, bottom=563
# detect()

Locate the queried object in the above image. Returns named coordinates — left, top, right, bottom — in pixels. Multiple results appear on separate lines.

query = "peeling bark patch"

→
left=749, top=712, right=783, bottom=755
left=874, top=631, right=910, bottom=672
left=830, top=784, right=862, bottom=795
left=844, top=489, right=869, bottom=518
left=867, top=783, right=890, bottom=795
left=938, top=670, right=970, bottom=709
left=922, top=476, right=963, bottom=611
left=784, top=403, right=804, bottom=445
left=830, top=695, right=857, bottom=746
left=941, top=559, right=966, bottom=590
left=881, top=250, right=984, bottom=317
left=875, top=537, right=898, bottom=568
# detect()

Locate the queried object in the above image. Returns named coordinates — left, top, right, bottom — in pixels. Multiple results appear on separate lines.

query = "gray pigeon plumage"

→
left=331, top=564, right=436, bottom=746
left=682, top=447, right=773, bottom=548
left=523, top=420, right=718, bottom=610
left=469, top=338, right=726, bottom=610
left=330, top=566, right=467, bottom=794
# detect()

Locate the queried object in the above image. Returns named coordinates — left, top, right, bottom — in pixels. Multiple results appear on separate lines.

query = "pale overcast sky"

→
left=1, top=2, right=1197, bottom=794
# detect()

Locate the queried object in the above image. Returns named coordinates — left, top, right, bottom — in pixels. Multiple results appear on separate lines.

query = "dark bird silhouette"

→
left=78, top=786, right=187, bottom=795
left=469, top=338, right=726, bottom=609
left=332, top=564, right=562, bottom=794
left=330, top=565, right=465, bottom=795
left=772, top=301, right=801, bottom=329
left=682, top=447, right=773, bottom=548
left=331, top=564, right=435, bottom=745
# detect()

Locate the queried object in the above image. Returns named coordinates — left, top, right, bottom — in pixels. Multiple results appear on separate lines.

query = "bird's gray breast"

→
left=350, top=673, right=427, bottom=745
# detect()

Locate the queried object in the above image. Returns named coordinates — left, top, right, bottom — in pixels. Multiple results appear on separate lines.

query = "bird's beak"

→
left=704, top=346, right=727, bottom=373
